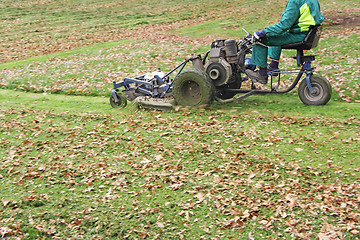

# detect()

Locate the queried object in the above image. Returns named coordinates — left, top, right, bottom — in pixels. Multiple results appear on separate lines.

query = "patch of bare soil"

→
left=324, top=14, right=360, bottom=27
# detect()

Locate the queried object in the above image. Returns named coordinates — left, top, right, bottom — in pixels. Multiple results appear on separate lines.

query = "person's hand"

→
left=253, top=30, right=266, bottom=41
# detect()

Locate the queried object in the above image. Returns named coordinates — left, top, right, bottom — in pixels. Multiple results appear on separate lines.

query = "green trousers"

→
left=251, top=32, right=308, bottom=68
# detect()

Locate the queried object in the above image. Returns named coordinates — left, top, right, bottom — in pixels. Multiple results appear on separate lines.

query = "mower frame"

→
left=111, top=57, right=199, bottom=104
left=111, top=25, right=331, bottom=107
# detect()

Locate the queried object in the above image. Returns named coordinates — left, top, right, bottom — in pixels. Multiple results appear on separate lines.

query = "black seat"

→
left=282, top=25, right=322, bottom=50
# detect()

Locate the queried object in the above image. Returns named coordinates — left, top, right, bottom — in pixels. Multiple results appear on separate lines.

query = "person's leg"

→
left=268, top=46, right=281, bottom=74
left=251, top=44, right=268, bottom=68
left=268, top=46, right=281, bottom=62
left=250, top=30, right=305, bottom=68
left=262, top=32, right=307, bottom=46
left=247, top=32, right=307, bottom=84
left=247, top=44, right=269, bottom=84
left=262, top=31, right=307, bottom=62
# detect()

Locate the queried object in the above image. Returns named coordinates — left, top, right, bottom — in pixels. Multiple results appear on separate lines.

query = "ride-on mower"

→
left=110, top=25, right=331, bottom=109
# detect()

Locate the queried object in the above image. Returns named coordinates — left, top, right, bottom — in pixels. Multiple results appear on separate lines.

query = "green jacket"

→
left=264, top=0, right=324, bottom=36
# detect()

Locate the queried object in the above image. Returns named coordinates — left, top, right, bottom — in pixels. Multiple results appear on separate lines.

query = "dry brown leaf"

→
left=167, top=183, right=184, bottom=190
left=1, top=200, right=11, bottom=207
left=195, top=192, right=205, bottom=202
left=295, top=148, right=304, bottom=152
left=0, top=227, right=13, bottom=238
left=213, top=175, right=223, bottom=183
left=156, top=222, right=165, bottom=229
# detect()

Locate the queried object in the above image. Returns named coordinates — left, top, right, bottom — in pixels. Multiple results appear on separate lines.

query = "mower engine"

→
left=204, top=39, right=241, bottom=87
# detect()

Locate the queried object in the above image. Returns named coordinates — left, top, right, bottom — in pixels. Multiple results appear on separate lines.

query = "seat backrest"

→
left=281, top=25, right=322, bottom=50
left=302, top=25, right=322, bottom=50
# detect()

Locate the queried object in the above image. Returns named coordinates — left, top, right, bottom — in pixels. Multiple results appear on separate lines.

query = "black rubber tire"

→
left=173, top=68, right=215, bottom=107
left=110, top=91, right=127, bottom=108
left=298, top=74, right=332, bottom=105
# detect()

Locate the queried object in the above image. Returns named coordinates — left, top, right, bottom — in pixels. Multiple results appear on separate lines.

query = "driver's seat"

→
left=281, top=25, right=322, bottom=65
left=282, top=25, right=322, bottom=50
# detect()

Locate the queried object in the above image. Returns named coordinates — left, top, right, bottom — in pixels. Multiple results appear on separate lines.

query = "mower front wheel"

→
left=110, top=91, right=127, bottom=108
left=298, top=74, right=332, bottom=105
left=173, top=69, right=215, bottom=107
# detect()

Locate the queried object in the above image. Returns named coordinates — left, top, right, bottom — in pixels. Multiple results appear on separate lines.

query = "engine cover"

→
left=204, top=57, right=232, bottom=87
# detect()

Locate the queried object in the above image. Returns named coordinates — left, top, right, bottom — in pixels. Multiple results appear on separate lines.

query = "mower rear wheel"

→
left=298, top=74, right=332, bottom=105
left=173, top=68, right=215, bottom=107
left=110, top=91, right=127, bottom=108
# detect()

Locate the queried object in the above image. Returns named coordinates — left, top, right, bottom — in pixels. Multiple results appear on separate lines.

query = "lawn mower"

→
left=110, top=25, right=331, bottom=109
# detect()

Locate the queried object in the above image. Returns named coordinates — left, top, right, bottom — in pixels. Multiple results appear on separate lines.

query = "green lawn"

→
left=0, top=0, right=359, bottom=238
left=1, top=89, right=359, bottom=239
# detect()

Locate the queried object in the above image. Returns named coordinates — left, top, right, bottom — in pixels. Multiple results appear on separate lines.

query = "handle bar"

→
left=242, top=28, right=250, bottom=36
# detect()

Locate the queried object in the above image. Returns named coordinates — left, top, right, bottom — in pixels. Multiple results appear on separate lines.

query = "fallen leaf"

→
left=195, top=192, right=205, bottom=202
left=213, top=175, right=223, bottom=183
left=167, top=183, right=184, bottom=190
left=156, top=222, right=165, bottom=228
left=1, top=200, right=11, bottom=207
left=247, top=173, right=256, bottom=180
left=38, top=164, right=46, bottom=171
left=0, top=227, right=13, bottom=238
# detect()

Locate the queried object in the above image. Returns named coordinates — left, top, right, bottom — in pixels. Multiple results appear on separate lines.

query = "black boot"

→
left=268, top=60, right=279, bottom=76
left=245, top=69, right=268, bottom=84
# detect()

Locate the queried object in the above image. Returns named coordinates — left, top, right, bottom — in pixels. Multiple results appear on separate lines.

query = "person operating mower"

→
left=245, top=0, right=325, bottom=84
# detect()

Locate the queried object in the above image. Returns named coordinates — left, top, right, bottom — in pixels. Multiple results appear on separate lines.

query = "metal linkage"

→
left=111, top=58, right=193, bottom=100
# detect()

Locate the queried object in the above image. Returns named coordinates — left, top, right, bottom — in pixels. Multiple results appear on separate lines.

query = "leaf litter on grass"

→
left=1, top=29, right=359, bottom=102
left=0, top=40, right=203, bottom=97
left=0, top=0, right=359, bottom=238
left=0, top=106, right=359, bottom=239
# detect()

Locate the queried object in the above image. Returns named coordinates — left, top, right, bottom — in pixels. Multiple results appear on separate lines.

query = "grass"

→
left=0, top=0, right=359, bottom=102
left=0, top=39, right=132, bottom=71
left=1, top=89, right=359, bottom=239
left=1, top=33, right=359, bottom=101
left=0, top=0, right=359, bottom=238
